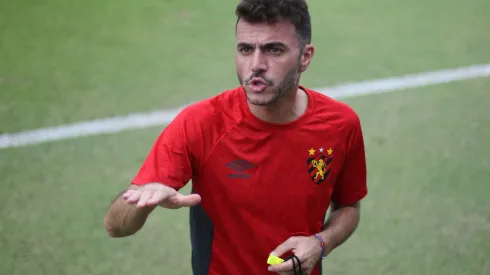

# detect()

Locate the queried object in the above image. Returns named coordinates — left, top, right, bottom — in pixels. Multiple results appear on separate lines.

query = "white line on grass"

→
left=1, top=63, right=490, bottom=149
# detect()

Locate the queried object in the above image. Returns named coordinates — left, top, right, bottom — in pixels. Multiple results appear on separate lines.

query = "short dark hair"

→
left=235, top=0, right=312, bottom=46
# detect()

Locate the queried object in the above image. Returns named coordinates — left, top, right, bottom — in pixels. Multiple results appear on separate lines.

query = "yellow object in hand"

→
left=267, top=254, right=284, bottom=265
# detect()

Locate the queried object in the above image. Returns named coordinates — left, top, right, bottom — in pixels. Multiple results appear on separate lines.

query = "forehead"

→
left=236, top=19, right=298, bottom=46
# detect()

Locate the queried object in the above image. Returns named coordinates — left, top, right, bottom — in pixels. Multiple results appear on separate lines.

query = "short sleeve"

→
left=131, top=110, right=197, bottom=191
left=331, top=116, right=368, bottom=205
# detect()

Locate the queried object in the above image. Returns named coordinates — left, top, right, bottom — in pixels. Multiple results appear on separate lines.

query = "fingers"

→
left=136, top=189, right=153, bottom=208
left=271, top=237, right=299, bottom=257
left=269, top=255, right=305, bottom=274
left=121, top=189, right=134, bottom=200
left=268, top=237, right=303, bottom=273
left=124, top=189, right=143, bottom=204
left=121, top=187, right=167, bottom=208
left=268, top=260, right=294, bottom=273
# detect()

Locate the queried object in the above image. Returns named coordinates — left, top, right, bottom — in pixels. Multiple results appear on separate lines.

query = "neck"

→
left=248, top=87, right=308, bottom=124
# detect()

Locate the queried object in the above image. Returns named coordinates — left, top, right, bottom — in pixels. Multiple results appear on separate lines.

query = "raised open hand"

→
left=121, top=183, right=201, bottom=209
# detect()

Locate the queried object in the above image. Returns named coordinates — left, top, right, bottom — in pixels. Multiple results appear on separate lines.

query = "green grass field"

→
left=1, top=0, right=490, bottom=275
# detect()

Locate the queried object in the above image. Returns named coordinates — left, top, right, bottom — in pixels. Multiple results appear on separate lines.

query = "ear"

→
left=299, top=44, right=315, bottom=73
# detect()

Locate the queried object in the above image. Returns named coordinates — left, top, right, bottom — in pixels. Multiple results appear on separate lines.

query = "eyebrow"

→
left=237, top=41, right=289, bottom=50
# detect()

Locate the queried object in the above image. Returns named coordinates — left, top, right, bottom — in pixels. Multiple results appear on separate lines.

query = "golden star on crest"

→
left=308, top=148, right=316, bottom=155
left=327, top=148, right=333, bottom=155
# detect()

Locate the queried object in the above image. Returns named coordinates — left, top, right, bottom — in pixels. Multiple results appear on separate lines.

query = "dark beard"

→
left=239, top=63, right=301, bottom=106
left=273, top=64, right=300, bottom=104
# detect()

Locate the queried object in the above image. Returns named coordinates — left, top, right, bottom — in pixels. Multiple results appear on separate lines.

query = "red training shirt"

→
left=132, top=86, right=368, bottom=275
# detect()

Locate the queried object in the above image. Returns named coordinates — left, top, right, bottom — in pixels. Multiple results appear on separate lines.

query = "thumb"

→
left=174, top=193, right=202, bottom=207
left=271, top=237, right=299, bottom=257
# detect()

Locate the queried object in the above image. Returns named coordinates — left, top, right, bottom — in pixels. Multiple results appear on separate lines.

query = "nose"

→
left=250, top=50, right=267, bottom=73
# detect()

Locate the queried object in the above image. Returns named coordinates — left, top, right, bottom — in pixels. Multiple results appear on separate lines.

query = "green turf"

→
left=1, top=0, right=490, bottom=274
left=1, top=0, right=490, bottom=133
left=1, top=79, right=489, bottom=275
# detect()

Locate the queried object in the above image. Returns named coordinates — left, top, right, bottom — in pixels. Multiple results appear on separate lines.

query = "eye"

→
left=239, top=46, right=252, bottom=53
left=268, top=47, right=283, bottom=54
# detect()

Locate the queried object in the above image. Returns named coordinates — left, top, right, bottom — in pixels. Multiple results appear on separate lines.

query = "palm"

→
left=160, top=192, right=195, bottom=209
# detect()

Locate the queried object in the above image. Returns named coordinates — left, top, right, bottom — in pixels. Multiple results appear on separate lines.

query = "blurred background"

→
left=1, top=0, right=489, bottom=274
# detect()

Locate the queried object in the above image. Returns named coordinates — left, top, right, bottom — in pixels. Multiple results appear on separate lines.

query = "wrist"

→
left=319, top=230, right=337, bottom=256
left=313, top=233, right=327, bottom=259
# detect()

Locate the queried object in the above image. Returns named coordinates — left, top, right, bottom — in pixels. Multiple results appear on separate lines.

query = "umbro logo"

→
left=226, top=159, right=254, bottom=172
left=226, top=159, right=254, bottom=178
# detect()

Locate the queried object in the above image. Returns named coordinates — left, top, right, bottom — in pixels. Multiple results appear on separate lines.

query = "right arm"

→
left=103, top=105, right=202, bottom=238
left=103, top=183, right=201, bottom=237
left=103, top=184, right=157, bottom=238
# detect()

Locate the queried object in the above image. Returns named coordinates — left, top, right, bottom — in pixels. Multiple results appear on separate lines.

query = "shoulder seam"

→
left=313, top=115, right=347, bottom=153
left=309, top=92, right=360, bottom=154
left=200, top=116, right=245, bottom=168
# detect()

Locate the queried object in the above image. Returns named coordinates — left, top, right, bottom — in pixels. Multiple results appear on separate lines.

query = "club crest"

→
left=306, top=147, right=333, bottom=185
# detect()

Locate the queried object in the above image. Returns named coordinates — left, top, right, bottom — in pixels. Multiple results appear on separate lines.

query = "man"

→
left=103, top=0, right=368, bottom=274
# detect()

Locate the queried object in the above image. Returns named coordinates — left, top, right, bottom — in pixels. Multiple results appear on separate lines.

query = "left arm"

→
left=318, top=201, right=361, bottom=256
left=319, top=113, right=367, bottom=256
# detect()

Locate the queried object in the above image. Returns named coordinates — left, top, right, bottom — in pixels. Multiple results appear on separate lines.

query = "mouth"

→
left=247, top=77, right=268, bottom=93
